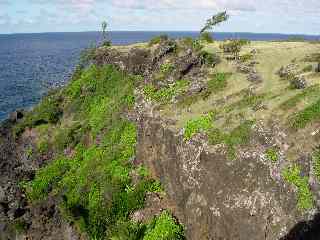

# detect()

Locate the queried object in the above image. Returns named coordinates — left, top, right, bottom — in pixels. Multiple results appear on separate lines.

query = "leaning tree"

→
left=200, top=11, right=229, bottom=34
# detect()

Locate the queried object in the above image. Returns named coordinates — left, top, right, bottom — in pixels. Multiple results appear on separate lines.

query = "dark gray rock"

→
left=291, top=75, right=307, bottom=89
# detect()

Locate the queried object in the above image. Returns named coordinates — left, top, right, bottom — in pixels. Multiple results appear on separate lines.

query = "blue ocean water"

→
left=0, top=31, right=319, bottom=121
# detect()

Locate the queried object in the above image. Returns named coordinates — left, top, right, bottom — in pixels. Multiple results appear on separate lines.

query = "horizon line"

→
left=0, top=30, right=319, bottom=37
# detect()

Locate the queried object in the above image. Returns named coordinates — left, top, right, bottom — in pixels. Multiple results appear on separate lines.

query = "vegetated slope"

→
left=0, top=36, right=320, bottom=240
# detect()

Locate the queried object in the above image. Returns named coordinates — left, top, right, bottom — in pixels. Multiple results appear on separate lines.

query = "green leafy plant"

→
left=266, top=148, right=279, bottom=163
left=160, top=62, right=175, bottom=74
left=313, top=150, right=320, bottom=181
left=282, top=165, right=314, bottom=210
left=202, top=72, right=231, bottom=99
left=208, top=120, right=255, bottom=159
left=143, top=80, right=189, bottom=104
left=184, top=113, right=214, bottom=140
left=144, top=211, right=185, bottom=240
left=200, top=11, right=229, bottom=34
left=199, top=51, right=220, bottom=66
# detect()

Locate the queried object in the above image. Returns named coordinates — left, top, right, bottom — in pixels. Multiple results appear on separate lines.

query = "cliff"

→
left=1, top=37, right=320, bottom=240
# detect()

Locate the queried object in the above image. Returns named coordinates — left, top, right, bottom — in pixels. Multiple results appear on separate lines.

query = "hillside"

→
left=0, top=37, right=320, bottom=240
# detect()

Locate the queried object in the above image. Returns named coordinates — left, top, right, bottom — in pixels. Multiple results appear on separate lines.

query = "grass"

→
left=184, top=112, right=214, bottom=141
left=208, top=120, right=255, bottom=159
left=265, top=148, right=279, bottom=163
left=280, top=84, right=320, bottom=111
left=290, top=98, right=320, bottom=129
left=226, top=92, right=266, bottom=113
left=143, top=80, right=189, bottom=104
left=202, top=72, right=232, bottom=99
left=282, top=165, right=314, bottom=211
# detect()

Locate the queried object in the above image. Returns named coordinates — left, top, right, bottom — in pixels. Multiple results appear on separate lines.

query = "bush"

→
left=200, top=32, right=213, bottom=43
left=282, top=165, right=314, bottom=210
left=184, top=113, right=214, bottom=140
left=143, top=80, right=189, bottom=104
left=266, top=148, right=279, bottom=163
left=208, top=120, right=255, bottom=160
left=220, top=39, right=250, bottom=57
left=160, top=62, right=175, bottom=74
left=199, top=51, right=220, bottom=66
left=239, top=53, right=254, bottom=62
left=202, top=72, right=231, bottom=99
left=313, top=150, right=320, bottom=181
left=149, top=35, right=169, bottom=46
left=13, top=94, right=62, bottom=137
left=144, top=211, right=185, bottom=240
left=302, top=64, right=313, bottom=72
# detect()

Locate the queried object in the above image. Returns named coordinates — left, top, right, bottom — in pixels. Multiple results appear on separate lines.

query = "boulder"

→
left=248, top=72, right=263, bottom=83
left=9, top=110, right=24, bottom=122
left=291, top=75, right=307, bottom=89
left=278, top=64, right=298, bottom=79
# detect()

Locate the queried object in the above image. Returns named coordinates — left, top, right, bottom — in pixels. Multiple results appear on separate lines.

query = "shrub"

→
left=200, top=32, right=213, bottom=43
left=160, top=62, right=175, bottom=74
left=149, top=35, right=169, bottom=46
left=13, top=94, right=62, bottom=137
left=184, top=113, right=214, bottom=140
left=220, top=39, right=250, bottom=58
left=202, top=72, right=231, bottom=99
left=302, top=64, right=313, bottom=72
left=266, top=148, right=279, bottom=163
left=313, top=150, right=320, bottom=181
left=290, top=98, right=320, bottom=129
left=208, top=120, right=255, bottom=160
left=282, top=165, right=314, bottom=210
left=199, top=51, right=220, bottom=66
left=144, top=211, right=185, bottom=240
left=143, top=80, right=189, bottom=104
left=239, top=53, right=254, bottom=62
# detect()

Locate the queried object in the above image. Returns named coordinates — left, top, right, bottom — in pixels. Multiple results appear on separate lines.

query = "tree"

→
left=101, top=21, right=108, bottom=40
left=200, top=11, right=229, bottom=34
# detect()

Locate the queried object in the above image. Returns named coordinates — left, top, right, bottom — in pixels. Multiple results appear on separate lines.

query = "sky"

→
left=0, top=0, right=319, bottom=35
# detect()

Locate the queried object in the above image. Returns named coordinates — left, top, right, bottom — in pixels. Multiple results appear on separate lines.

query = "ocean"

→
left=0, top=31, right=319, bottom=121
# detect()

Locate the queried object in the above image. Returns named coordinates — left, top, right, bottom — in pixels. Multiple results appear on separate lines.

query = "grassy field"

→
left=162, top=41, right=320, bottom=131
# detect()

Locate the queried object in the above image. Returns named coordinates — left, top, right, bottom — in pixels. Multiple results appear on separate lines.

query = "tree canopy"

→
left=200, top=11, right=229, bottom=34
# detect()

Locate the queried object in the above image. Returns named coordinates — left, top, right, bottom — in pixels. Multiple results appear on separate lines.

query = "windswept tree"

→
left=101, top=21, right=108, bottom=40
left=200, top=11, right=229, bottom=34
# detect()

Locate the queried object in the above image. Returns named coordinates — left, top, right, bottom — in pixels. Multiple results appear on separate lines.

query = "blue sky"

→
left=0, top=0, right=319, bottom=34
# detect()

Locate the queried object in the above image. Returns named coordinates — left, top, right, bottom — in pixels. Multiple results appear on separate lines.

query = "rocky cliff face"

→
left=1, top=38, right=320, bottom=239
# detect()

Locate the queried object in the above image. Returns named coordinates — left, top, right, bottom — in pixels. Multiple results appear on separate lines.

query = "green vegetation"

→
left=143, top=80, right=189, bottom=104
left=226, top=92, right=266, bottom=113
left=199, top=51, right=220, bottom=66
left=208, top=120, right=255, bottom=159
left=184, top=113, right=214, bottom=140
left=239, top=53, right=254, bottom=62
left=202, top=72, right=231, bottom=99
left=200, top=11, right=229, bottom=34
left=22, top=65, right=184, bottom=239
left=200, top=32, right=213, bottom=43
left=302, top=64, right=313, bottom=72
left=265, top=148, right=279, bottom=163
left=144, top=211, right=185, bottom=240
left=280, top=84, right=320, bottom=110
left=282, top=165, right=314, bottom=210
left=13, top=219, right=28, bottom=234
left=290, top=98, right=320, bottom=129
left=149, top=35, right=169, bottom=46
left=220, top=39, right=250, bottom=58
left=313, top=150, right=320, bottom=181
left=160, top=62, right=175, bottom=74
left=13, top=92, right=62, bottom=137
